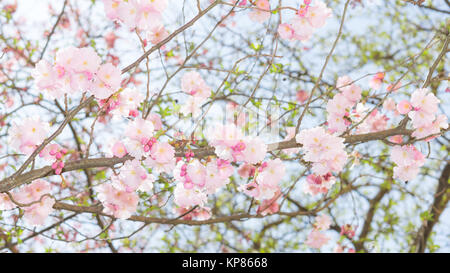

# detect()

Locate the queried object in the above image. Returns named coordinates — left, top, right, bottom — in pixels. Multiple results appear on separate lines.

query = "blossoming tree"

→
left=0, top=0, right=448, bottom=253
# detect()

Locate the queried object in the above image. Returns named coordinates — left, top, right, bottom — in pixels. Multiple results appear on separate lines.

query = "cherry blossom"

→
left=248, top=0, right=271, bottom=23
left=279, top=1, right=332, bottom=42
left=296, top=127, right=348, bottom=175
left=303, top=173, right=336, bottom=196
left=369, top=72, right=384, bottom=90
left=390, top=145, right=425, bottom=182
left=314, top=214, right=331, bottom=231
left=242, top=137, right=267, bottom=164
left=173, top=182, right=207, bottom=209
left=305, top=230, right=330, bottom=249
left=397, top=100, right=412, bottom=115
left=8, top=116, right=50, bottom=155
left=97, top=183, right=139, bottom=219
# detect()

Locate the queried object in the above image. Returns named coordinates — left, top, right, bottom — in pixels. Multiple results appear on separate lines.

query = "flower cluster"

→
left=39, top=144, right=68, bottom=175
left=32, top=46, right=122, bottom=100
left=303, top=173, right=336, bottom=196
left=256, top=190, right=281, bottom=216
left=278, top=0, right=332, bottom=42
left=4, top=180, right=56, bottom=226
left=207, top=123, right=267, bottom=164
left=248, top=0, right=271, bottom=23
left=305, top=214, right=331, bottom=249
left=97, top=183, right=139, bottom=219
left=8, top=116, right=50, bottom=155
left=180, top=72, right=211, bottom=118
left=97, top=114, right=174, bottom=218
left=296, top=126, right=348, bottom=175
left=173, top=158, right=233, bottom=209
left=369, top=72, right=385, bottom=90
left=407, top=88, right=448, bottom=139
left=353, top=107, right=388, bottom=134
left=102, top=0, right=168, bottom=45
left=390, top=145, right=425, bottom=182
left=238, top=158, right=286, bottom=200
left=326, top=75, right=362, bottom=134
left=101, top=87, right=145, bottom=119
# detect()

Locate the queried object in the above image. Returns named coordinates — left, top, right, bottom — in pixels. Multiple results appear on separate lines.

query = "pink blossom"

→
left=96, top=63, right=122, bottom=91
left=105, top=31, right=118, bottom=49
left=112, top=141, right=127, bottom=158
left=125, top=117, right=155, bottom=142
left=412, top=114, right=448, bottom=139
left=150, top=142, right=175, bottom=163
left=55, top=46, right=79, bottom=72
left=147, top=113, right=163, bottom=131
left=97, top=184, right=138, bottom=219
left=290, top=16, right=314, bottom=41
left=340, top=224, right=356, bottom=239
left=117, top=0, right=139, bottom=29
left=383, top=98, right=396, bottom=112
left=147, top=24, right=169, bottom=44
left=326, top=93, right=353, bottom=117
left=111, top=87, right=145, bottom=117
left=327, top=114, right=349, bottom=134
left=390, top=145, right=425, bottom=182
left=342, top=84, right=362, bottom=103
left=144, top=156, right=175, bottom=174
left=369, top=72, right=384, bottom=90
left=180, top=96, right=206, bottom=118
left=355, top=108, right=388, bottom=134
left=173, top=183, right=207, bottom=208
left=305, top=230, right=330, bottom=249
left=257, top=158, right=285, bottom=187
left=181, top=71, right=211, bottom=98
left=32, top=60, right=59, bottom=90
left=303, top=173, right=336, bottom=196
left=102, top=0, right=121, bottom=20
left=408, top=88, right=440, bottom=129
left=396, top=100, right=412, bottom=115
left=278, top=23, right=295, bottom=40
left=257, top=190, right=281, bottom=216
left=22, top=196, right=55, bottom=226
left=387, top=81, right=401, bottom=92
left=248, top=0, right=271, bottom=23
left=8, top=116, right=50, bottom=155
left=296, top=127, right=348, bottom=175
left=336, top=75, right=352, bottom=91
left=314, top=214, right=332, bottom=231
left=296, top=90, right=309, bottom=103
left=187, top=159, right=207, bottom=188
left=242, top=137, right=267, bottom=164
left=90, top=76, right=116, bottom=99
left=72, top=47, right=101, bottom=73
left=136, top=5, right=161, bottom=30
left=237, top=163, right=256, bottom=178
left=205, top=160, right=232, bottom=194
left=389, top=135, right=403, bottom=144
left=0, top=193, right=16, bottom=210
left=306, top=1, right=332, bottom=28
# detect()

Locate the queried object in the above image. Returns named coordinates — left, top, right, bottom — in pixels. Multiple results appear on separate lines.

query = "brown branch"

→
left=412, top=163, right=450, bottom=253
left=0, top=125, right=414, bottom=193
